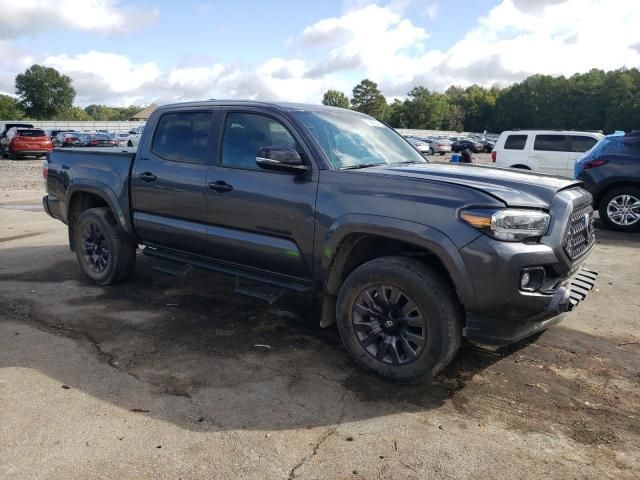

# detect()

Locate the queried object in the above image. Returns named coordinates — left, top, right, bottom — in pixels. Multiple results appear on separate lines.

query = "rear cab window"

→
left=533, top=134, right=569, bottom=152
left=504, top=134, right=527, bottom=150
left=152, top=111, right=212, bottom=164
left=569, top=135, right=598, bottom=153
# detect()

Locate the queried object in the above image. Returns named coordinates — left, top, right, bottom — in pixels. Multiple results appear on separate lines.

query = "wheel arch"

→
left=319, top=215, right=476, bottom=327
left=593, top=180, right=640, bottom=208
left=66, top=183, right=133, bottom=250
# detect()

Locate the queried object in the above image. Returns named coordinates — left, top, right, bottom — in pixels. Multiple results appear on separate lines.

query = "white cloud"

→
left=1, top=0, right=640, bottom=106
left=0, top=0, right=158, bottom=39
left=301, top=4, right=428, bottom=81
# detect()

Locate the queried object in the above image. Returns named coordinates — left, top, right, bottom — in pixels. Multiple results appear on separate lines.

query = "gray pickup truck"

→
left=43, top=100, right=598, bottom=383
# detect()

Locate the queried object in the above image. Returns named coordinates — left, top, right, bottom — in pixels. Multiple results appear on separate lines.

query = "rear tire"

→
left=336, top=256, right=463, bottom=384
left=439, top=152, right=445, bottom=156
left=598, top=186, right=640, bottom=232
left=74, top=207, right=137, bottom=285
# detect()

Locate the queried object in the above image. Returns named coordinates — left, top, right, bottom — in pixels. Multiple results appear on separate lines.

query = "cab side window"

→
left=221, top=113, right=297, bottom=170
left=152, top=112, right=212, bottom=164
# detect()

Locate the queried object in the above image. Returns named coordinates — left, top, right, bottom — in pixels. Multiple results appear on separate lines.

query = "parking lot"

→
left=1, top=160, right=639, bottom=479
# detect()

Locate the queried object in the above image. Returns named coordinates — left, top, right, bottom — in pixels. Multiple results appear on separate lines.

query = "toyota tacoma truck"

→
left=43, top=100, right=598, bottom=383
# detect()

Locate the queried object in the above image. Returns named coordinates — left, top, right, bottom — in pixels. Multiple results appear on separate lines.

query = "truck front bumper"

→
left=463, top=267, right=598, bottom=346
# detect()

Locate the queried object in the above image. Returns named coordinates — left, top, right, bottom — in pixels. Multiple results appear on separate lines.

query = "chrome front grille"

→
left=562, top=203, right=595, bottom=260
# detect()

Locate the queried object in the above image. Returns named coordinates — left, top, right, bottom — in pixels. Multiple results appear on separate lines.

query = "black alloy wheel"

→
left=352, top=283, right=427, bottom=365
left=82, top=222, right=110, bottom=273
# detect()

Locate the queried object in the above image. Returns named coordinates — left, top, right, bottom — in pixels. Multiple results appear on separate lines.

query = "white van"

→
left=492, top=130, right=604, bottom=178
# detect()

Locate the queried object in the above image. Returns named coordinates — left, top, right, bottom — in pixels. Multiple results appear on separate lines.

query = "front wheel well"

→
left=325, top=234, right=455, bottom=297
left=67, top=191, right=110, bottom=250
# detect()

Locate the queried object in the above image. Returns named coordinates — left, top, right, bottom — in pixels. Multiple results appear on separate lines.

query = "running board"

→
left=234, top=277, right=285, bottom=304
left=142, top=246, right=313, bottom=294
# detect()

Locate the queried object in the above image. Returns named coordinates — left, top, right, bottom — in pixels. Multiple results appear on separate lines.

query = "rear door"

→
left=568, top=135, right=599, bottom=178
left=203, top=109, right=318, bottom=279
left=531, top=134, right=569, bottom=176
left=131, top=108, right=215, bottom=255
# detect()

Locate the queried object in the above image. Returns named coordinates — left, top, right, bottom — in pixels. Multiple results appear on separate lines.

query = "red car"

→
left=1, top=128, right=53, bottom=159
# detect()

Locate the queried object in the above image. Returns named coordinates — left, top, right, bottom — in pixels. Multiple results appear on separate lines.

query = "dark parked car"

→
left=575, top=131, right=640, bottom=232
left=43, top=100, right=598, bottom=383
left=1, top=127, right=53, bottom=159
left=452, top=139, right=484, bottom=153
left=75, top=133, right=118, bottom=147
left=479, top=139, right=495, bottom=153
left=53, top=132, right=82, bottom=148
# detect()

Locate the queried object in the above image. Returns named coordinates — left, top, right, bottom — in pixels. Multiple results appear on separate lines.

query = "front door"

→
left=204, top=110, right=318, bottom=280
left=131, top=109, right=214, bottom=255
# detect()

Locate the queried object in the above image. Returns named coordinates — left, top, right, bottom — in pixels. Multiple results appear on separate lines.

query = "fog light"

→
left=520, top=267, right=546, bottom=292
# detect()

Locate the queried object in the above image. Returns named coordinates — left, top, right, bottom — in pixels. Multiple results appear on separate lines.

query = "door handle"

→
left=208, top=181, right=233, bottom=193
left=138, top=172, right=157, bottom=182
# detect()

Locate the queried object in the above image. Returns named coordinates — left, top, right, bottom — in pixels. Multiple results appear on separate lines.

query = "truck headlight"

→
left=460, top=208, right=550, bottom=241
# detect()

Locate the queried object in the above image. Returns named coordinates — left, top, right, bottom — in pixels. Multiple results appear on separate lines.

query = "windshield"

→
left=293, top=110, right=426, bottom=169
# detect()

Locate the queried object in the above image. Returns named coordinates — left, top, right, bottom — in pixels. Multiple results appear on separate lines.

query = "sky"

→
left=0, top=0, right=639, bottom=107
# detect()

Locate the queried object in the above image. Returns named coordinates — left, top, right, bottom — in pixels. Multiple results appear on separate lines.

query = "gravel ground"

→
left=0, top=159, right=44, bottom=191
left=0, top=183, right=639, bottom=479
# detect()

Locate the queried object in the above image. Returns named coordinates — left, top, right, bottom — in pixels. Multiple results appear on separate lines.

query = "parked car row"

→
left=404, top=135, right=452, bottom=155
left=0, top=123, right=146, bottom=159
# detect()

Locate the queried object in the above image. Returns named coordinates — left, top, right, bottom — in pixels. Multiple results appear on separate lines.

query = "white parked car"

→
left=492, top=130, right=604, bottom=178
left=127, top=125, right=145, bottom=147
left=113, top=132, right=131, bottom=147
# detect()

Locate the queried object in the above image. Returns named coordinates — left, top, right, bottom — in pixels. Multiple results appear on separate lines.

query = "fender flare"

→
left=66, top=180, right=135, bottom=237
left=320, top=214, right=477, bottom=308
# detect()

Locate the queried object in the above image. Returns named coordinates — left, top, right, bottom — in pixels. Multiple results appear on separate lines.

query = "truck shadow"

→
left=1, top=245, right=638, bottom=443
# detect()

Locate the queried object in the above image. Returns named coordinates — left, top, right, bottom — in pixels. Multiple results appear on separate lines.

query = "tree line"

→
left=324, top=68, right=640, bottom=133
left=0, top=64, right=144, bottom=121
left=1, top=63, right=639, bottom=133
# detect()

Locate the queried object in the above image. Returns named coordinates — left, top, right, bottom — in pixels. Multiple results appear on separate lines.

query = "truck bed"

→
left=44, top=147, right=138, bottom=232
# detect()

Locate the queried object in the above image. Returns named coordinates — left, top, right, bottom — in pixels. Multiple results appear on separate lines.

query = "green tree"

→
left=0, top=94, right=25, bottom=119
left=15, top=64, right=75, bottom=119
left=322, top=90, right=350, bottom=109
left=385, top=99, right=408, bottom=128
left=351, top=79, right=387, bottom=118
left=55, top=107, right=91, bottom=121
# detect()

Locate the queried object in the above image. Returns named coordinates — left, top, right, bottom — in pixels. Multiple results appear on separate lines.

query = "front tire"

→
left=74, top=207, right=137, bottom=285
left=127, top=140, right=133, bottom=147
left=336, top=256, right=463, bottom=384
left=598, top=187, right=640, bottom=232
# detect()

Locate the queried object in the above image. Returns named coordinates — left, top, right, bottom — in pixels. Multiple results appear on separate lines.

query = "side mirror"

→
left=256, top=146, right=309, bottom=174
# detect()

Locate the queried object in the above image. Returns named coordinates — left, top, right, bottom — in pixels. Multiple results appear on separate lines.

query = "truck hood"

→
left=363, top=163, right=582, bottom=208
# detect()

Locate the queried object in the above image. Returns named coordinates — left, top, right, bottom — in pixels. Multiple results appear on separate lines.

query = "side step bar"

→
left=142, top=246, right=313, bottom=294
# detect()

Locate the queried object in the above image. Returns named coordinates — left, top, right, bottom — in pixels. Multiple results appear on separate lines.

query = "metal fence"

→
left=0, top=120, right=146, bottom=132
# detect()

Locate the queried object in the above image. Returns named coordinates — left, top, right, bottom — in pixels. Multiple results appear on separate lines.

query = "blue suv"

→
left=575, top=131, right=640, bottom=232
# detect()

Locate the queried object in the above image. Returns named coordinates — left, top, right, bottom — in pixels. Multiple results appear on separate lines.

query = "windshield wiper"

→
left=340, top=162, right=384, bottom=170
left=393, top=160, right=425, bottom=165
